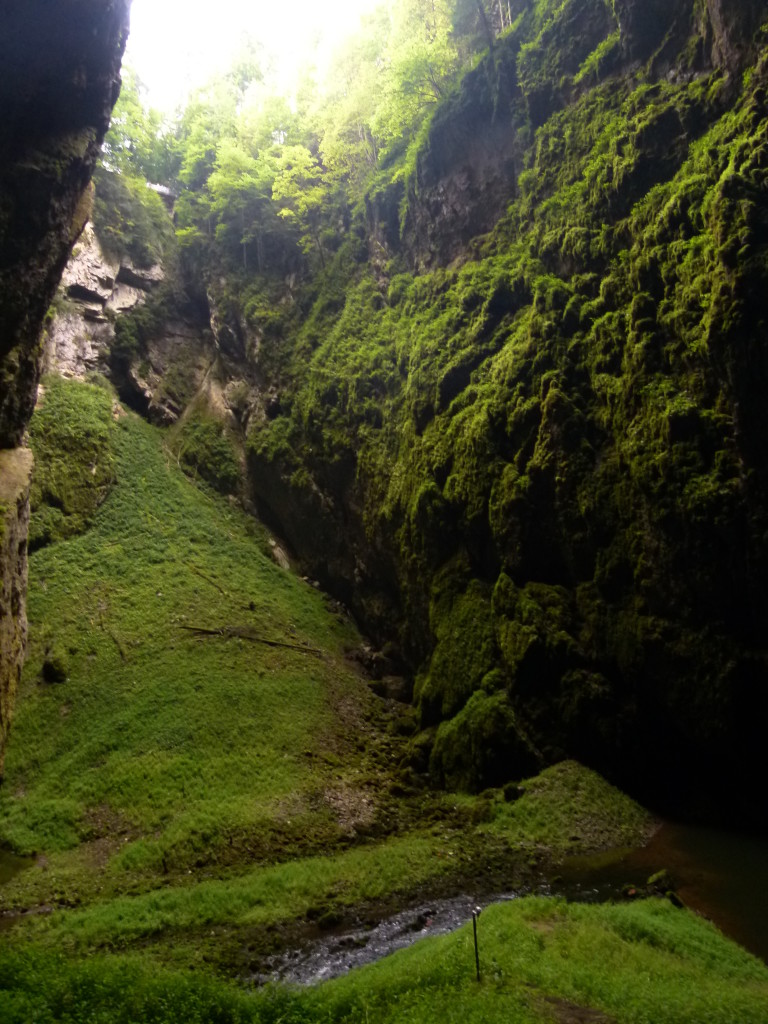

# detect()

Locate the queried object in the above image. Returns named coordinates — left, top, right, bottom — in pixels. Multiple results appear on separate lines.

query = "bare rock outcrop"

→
left=44, top=221, right=165, bottom=380
left=61, top=222, right=120, bottom=306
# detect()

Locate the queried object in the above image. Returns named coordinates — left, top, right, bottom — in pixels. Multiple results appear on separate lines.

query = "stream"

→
left=258, top=821, right=768, bottom=985
left=548, top=821, right=768, bottom=963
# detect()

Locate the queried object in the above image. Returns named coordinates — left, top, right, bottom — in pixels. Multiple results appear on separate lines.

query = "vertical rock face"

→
left=0, top=1, right=129, bottom=771
left=43, top=221, right=165, bottom=381
left=0, top=0, right=130, bottom=448
left=614, top=0, right=765, bottom=69
left=0, top=450, right=34, bottom=778
left=704, top=0, right=766, bottom=70
left=613, top=0, right=686, bottom=61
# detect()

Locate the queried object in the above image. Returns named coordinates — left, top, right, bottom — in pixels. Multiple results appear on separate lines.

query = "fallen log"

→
left=179, top=624, right=323, bottom=657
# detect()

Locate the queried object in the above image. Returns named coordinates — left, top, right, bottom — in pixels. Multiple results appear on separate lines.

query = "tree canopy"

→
left=97, top=0, right=512, bottom=279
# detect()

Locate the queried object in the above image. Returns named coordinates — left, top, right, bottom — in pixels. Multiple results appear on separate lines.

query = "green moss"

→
left=3, top=895, right=768, bottom=1023
left=110, top=286, right=177, bottom=368
left=92, top=166, right=175, bottom=268
left=27, top=376, right=116, bottom=550
left=416, top=577, right=497, bottom=723
left=430, top=690, right=539, bottom=791
left=172, top=412, right=241, bottom=494
left=159, top=3, right=768, bottom=819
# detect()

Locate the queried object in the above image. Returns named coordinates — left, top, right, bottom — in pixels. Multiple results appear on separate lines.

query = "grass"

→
left=481, top=760, right=654, bottom=856
left=2, top=763, right=648, bottom=968
left=27, top=375, right=116, bottom=550
left=5, top=405, right=368, bottom=864
left=2, top=898, right=767, bottom=1023
left=300, top=898, right=768, bottom=1024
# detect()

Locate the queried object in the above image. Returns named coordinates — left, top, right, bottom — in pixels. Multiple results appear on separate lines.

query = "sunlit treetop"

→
left=125, top=0, right=384, bottom=113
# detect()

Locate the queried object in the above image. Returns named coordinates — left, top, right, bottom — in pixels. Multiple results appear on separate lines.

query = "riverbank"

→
left=3, top=896, right=767, bottom=1024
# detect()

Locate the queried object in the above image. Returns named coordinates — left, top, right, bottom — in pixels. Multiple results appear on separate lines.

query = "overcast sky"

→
left=125, top=0, right=382, bottom=112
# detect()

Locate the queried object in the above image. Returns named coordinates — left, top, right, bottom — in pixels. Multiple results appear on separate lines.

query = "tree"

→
left=318, top=9, right=390, bottom=186
left=102, top=67, right=177, bottom=183
left=374, top=0, right=461, bottom=140
left=176, top=80, right=239, bottom=190
left=271, top=145, right=331, bottom=269
left=207, top=141, right=278, bottom=271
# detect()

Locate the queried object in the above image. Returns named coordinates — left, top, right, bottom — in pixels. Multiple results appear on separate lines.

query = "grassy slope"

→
left=2, top=379, right=766, bottom=1019
left=5, top=381, right=378, bottom=869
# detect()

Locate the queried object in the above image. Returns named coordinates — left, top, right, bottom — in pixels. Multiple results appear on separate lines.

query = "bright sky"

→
left=125, top=0, right=383, bottom=112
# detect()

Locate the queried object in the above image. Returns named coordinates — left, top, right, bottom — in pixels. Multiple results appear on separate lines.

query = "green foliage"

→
left=102, top=68, right=178, bottom=183
left=110, top=285, right=177, bottom=366
left=232, top=13, right=768, bottom=815
left=161, top=0, right=506, bottom=283
left=1, top=398, right=366, bottom=867
left=207, top=140, right=279, bottom=271
left=272, top=145, right=332, bottom=267
left=574, top=29, right=621, bottom=85
left=92, top=165, right=175, bottom=267
left=430, top=690, right=538, bottom=790
left=172, top=410, right=241, bottom=494
left=27, top=376, right=116, bottom=550
left=484, top=760, right=653, bottom=854
left=2, top=896, right=767, bottom=1023
left=48, top=0, right=768, bottom=834
left=417, top=578, right=497, bottom=721
left=1, top=385, right=663, bottom=1005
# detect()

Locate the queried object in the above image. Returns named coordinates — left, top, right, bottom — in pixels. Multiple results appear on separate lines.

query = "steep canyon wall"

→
left=15, top=0, right=768, bottom=827
left=239, top=0, right=768, bottom=824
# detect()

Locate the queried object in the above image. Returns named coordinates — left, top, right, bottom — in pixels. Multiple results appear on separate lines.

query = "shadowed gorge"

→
left=2, top=0, right=768, bottom=1020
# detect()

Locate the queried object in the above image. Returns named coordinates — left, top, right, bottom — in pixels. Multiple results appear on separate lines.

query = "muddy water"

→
left=549, top=822, right=768, bottom=963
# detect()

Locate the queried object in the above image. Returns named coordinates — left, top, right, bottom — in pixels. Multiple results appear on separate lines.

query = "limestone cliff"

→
left=43, top=221, right=164, bottom=381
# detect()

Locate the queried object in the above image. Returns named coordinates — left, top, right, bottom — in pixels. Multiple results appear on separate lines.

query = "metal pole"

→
left=472, top=907, right=481, bottom=982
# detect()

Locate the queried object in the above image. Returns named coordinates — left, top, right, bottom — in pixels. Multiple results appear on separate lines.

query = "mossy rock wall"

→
left=238, top=0, right=768, bottom=824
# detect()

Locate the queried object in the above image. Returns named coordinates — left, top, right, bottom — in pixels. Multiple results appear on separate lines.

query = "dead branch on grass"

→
left=179, top=624, right=323, bottom=657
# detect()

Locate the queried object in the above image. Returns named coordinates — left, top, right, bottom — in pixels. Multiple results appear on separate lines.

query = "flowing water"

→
left=260, top=821, right=768, bottom=984
left=255, top=894, right=519, bottom=986
left=3, top=823, right=767, bottom=979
